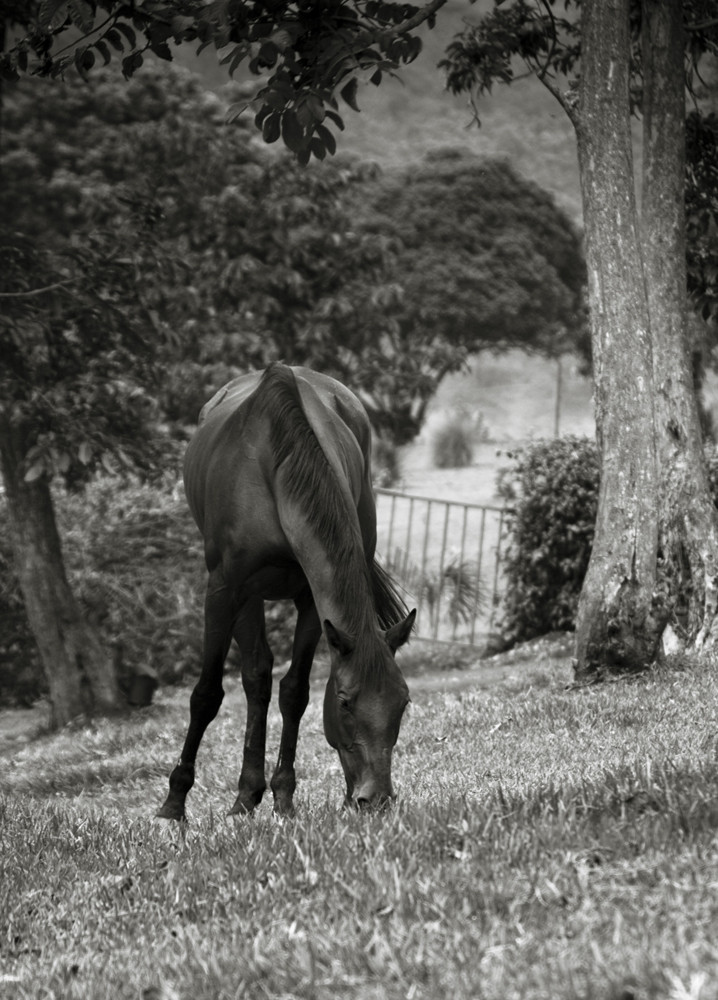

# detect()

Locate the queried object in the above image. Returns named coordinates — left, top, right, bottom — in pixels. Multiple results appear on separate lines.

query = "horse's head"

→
left=322, top=610, right=415, bottom=809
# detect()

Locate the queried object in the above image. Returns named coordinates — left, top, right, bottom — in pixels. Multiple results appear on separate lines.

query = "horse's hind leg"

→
left=270, top=590, right=321, bottom=815
left=157, top=572, right=233, bottom=821
left=230, top=598, right=274, bottom=815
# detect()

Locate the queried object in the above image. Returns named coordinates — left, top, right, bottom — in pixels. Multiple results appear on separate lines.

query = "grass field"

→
left=3, top=642, right=718, bottom=1000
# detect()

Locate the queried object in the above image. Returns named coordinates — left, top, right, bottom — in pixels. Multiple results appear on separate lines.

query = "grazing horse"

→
left=158, top=363, right=415, bottom=820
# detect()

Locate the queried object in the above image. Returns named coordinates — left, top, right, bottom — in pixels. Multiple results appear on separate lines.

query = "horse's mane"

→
left=255, top=364, right=406, bottom=666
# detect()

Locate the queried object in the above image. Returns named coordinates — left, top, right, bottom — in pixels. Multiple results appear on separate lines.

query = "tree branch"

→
left=41, top=12, right=116, bottom=61
left=374, top=0, right=449, bottom=39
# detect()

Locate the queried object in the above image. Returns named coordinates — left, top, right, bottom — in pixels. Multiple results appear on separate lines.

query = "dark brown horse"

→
left=158, top=363, right=414, bottom=819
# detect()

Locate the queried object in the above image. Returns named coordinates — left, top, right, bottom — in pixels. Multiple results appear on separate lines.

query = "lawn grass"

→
left=2, top=649, right=718, bottom=1000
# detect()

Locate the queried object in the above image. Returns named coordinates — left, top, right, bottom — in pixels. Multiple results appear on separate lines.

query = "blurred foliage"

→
left=2, top=60, right=586, bottom=448
left=496, top=437, right=600, bottom=650
left=365, top=149, right=587, bottom=353
left=372, top=436, right=402, bottom=489
left=496, top=438, right=718, bottom=650
left=442, top=0, right=718, bottom=357
left=0, top=477, right=297, bottom=706
left=431, top=405, right=489, bottom=469
left=0, top=56, right=589, bottom=704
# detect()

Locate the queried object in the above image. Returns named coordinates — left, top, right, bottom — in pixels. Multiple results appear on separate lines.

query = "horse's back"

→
left=183, top=365, right=372, bottom=584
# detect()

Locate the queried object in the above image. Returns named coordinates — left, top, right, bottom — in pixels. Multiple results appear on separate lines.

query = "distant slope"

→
left=176, top=1, right=582, bottom=221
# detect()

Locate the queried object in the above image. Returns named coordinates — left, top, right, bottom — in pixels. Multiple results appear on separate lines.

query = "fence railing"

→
left=375, top=488, right=508, bottom=647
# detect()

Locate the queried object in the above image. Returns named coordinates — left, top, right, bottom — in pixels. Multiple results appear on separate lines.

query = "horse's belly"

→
left=242, top=561, right=308, bottom=602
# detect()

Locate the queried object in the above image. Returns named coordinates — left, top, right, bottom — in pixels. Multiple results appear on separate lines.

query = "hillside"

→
left=176, top=1, right=583, bottom=221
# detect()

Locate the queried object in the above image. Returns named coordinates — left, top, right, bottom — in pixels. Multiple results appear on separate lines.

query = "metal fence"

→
left=375, top=488, right=508, bottom=647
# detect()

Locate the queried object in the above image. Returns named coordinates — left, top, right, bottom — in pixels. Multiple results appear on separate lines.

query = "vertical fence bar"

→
left=385, top=491, right=397, bottom=566
left=469, top=507, right=488, bottom=645
left=403, top=497, right=415, bottom=581
left=435, top=502, right=451, bottom=636
left=418, top=499, right=432, bottom=634
left=454, top=503, right=470, bottom=641
left=490, top=507, right=506, bottom=630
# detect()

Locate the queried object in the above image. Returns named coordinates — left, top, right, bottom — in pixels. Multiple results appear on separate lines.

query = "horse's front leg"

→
left=270, top=591, right=321, bottom=816
left=157, top=573, right=233, bottom=821
left=230, top=598, right=273, bottom=815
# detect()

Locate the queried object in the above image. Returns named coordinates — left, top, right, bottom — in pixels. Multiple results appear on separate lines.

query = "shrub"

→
left=0, top=476, right=297, bottom=706
left=372, top=434, right=402, bottom=488
left=497, top=437, right=599, bottom=648
left=432, top=409, right=487, bottom=469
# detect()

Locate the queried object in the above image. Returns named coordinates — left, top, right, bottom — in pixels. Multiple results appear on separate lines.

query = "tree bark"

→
left=0, top=420, right=122, bottom=727
left=641, top=0, right=718, bottom=648
left=573, top=0, right=662, bottom=677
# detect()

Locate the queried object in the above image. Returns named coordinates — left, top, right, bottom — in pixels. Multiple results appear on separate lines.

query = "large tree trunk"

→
left=573, top=0, right=662, bottom=678
left=641, top=0, right=718, bottom=648
left=0, top=421, right=122, bottom=727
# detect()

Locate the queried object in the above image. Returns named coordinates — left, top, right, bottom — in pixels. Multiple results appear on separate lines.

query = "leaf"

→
left=149, top=40, right=172, bottom=61
left=74, top=45, right=94, bottom=78
left=340, top=77, right=360, bottom=112
left=67, top=0, right=95, bottom=33
left=106, top=29, right=124, bottom=52
left=95, top=39, right=111, bottom=65
left=79, top=442, right=93, bottom=465
left=171, top=15, right=196, bottom=37
left=281, top=109, right=304, bottom=153
left=310, top=137, right=326, bottom=161
left=115, top=21, right=137, bottom=49
left=325, top=110, right=345, bottom=131
left=316, top=123, right=336, bottom=156
left=39, top=0, right=70, bottom=30
left=24, top=461, right=47, bottom=483
left=262, top=113, right=281, bottom=144
left=122, top=50, right=143, bottom=78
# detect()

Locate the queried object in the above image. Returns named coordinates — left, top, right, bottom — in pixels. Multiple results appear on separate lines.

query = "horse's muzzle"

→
left=345, top=790, right=396, bottom=812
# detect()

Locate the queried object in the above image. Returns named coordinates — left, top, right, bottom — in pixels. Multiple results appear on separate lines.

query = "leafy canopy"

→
left=2, top=0, right=449, bottom=164
left=3, top=55, right=586, bottom=450
left=440, top=0, right=718, bottom=332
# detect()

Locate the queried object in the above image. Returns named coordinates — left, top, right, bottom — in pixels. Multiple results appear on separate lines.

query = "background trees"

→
left=8, top=0, right=717, bottom=688
left=1, top=43, right=585, bottom=719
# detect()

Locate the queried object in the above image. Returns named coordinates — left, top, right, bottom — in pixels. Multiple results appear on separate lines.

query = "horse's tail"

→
left=370, top=557, right=409, bottom=630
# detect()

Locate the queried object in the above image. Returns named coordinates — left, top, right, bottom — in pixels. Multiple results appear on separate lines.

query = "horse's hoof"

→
left=156, top=800, right=185, bottom=822
left=228, top=791, right=262, bottom=816
left=272, top=798, right=296, bottom=818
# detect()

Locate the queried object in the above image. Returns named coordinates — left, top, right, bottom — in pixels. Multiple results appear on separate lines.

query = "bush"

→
left=432, top=410, right=487, bottom=469
left=0, top=476, right=297, bottom=706
left=372, top=434, right=402, bottom=488
left=497, top=437, right=599, bottom=648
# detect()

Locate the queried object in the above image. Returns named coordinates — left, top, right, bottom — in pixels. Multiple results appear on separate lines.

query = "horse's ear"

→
left=324, top=619, right=355, bottom=657
left=385, top=609, right=416, bottom=653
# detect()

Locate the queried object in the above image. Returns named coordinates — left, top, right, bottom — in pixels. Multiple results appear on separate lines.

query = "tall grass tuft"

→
left=431, top=409, right=487, bottom=469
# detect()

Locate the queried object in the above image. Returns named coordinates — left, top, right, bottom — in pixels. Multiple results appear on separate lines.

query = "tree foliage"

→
left=497, top=437, right=599, bottom=649
left=4, top=56, right=587, bottom=446
left=441, top=0, right=718, bottom=341
left=362, top=148, right=586, bottom=353
left=0, top=81, right=176, bottom=486
left=1, top=1, right=448, bottom=163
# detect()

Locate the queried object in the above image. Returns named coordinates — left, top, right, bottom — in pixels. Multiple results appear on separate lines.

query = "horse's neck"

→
left=286, top=516, right=376, bottom=636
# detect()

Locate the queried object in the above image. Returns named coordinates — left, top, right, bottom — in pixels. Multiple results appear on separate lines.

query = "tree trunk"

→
left=0, top=421, right=122, bottom=727
left=641, top=0, right=718, bottom=648
left=573, top=0, right=662, bottom=678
